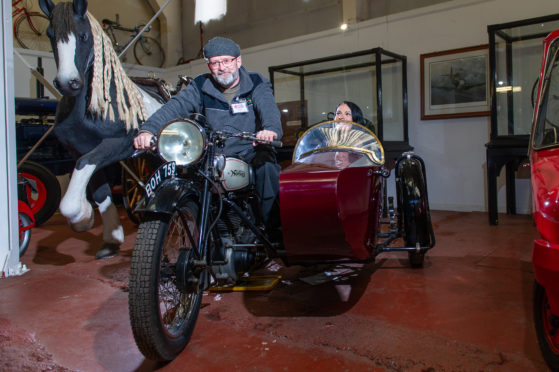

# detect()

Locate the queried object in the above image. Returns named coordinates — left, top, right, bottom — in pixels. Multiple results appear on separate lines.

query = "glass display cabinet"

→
left=486, top=13, right=559, bottom=225
left=269, top=48, right=411, bottom=165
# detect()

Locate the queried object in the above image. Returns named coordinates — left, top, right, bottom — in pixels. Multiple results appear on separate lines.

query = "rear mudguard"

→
left=134, top=178, right=200, bottom=215
left=395, top=152, right=435, bottom=249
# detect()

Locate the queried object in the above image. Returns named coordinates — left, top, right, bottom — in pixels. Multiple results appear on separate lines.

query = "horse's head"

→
left=39, top=0, right=93, bottom=96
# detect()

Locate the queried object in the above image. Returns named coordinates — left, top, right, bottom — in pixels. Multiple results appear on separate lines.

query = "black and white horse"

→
left=38, top=0, right=161, bottom=258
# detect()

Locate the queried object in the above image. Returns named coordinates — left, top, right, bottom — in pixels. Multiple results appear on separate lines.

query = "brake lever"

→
left=236, top=132, right=283, bottom=148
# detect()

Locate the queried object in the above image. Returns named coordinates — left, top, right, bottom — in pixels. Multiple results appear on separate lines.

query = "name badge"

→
left=231, top=99, right=249, bottom=114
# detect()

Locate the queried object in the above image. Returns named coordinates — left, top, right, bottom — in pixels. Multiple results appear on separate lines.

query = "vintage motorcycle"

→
left=128, top=118, right=435, bottom=361
left=530, top=29, right=559, bottom=370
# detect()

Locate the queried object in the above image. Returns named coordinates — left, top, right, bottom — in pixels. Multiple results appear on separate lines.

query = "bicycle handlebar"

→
left=102, top=16, right=151, bottom=34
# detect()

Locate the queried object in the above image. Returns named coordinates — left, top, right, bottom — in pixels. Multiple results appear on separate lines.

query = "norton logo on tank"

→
left=222, top=158, right=250, bottom=190
left=228, top=169, right=246, bottom=177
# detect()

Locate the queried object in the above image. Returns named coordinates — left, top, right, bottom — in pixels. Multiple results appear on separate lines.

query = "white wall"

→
left=227, top=0, right=558, bottom=213
left=14, top=0, right=559, bottom=214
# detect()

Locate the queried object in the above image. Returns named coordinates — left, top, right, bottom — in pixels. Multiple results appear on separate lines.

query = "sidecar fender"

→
left=134, top=178, right=199, bottom=215
left=395, top=152, right=434, bottom=248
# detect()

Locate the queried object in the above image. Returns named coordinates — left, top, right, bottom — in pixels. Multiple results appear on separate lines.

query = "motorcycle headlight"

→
left=157, top=119, right=206, bottom=166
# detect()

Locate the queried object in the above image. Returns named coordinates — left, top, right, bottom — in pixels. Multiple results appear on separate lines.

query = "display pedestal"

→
left=486, top=136, right=528, bottom=225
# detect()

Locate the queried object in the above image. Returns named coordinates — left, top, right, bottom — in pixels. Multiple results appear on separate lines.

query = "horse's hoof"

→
left=68, top=209, right=94, bottom=232
left=95, top=243, right=120, bottom=259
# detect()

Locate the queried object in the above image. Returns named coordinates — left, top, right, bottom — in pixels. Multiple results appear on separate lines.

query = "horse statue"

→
left=38, top=0, right=163, bottom=258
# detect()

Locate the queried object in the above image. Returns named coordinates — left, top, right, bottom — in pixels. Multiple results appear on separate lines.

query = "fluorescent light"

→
left=195, top=0, right=227, bottom=24
left=496, top=86, right=522, bottom=93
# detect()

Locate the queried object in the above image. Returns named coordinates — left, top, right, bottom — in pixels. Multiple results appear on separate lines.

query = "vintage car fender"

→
left=531, top=148, right=559, bottom=312
left=279, top=162, right=382, bottom=263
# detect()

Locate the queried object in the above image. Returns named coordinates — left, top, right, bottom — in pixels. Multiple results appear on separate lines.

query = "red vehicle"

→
left=530, top=29, right=559, bottom=370
left=128, top=119, right=435, bottom=361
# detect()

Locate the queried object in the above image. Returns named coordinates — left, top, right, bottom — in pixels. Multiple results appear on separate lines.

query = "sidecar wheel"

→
left=534, top=281, right=559, bottom=370
left=129, top=201, right=202, bottom=361
left=396, top=155, right=432, bottom=268
left=408, top=251, right=425, bottom=268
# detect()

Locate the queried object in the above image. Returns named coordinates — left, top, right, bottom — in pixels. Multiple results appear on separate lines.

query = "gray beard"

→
left=214, top=70, right=239, bottom=87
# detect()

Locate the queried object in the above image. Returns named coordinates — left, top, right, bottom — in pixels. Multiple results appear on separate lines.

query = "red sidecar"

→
left=530, top=29, right=559, bottom=370
left=279, top=120, right=435, bottom=267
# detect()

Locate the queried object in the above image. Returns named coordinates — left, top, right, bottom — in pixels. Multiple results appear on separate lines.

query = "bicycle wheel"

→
left=133, top=36, right=165, bottom=67
left=15, top=13, right=51, bottom=52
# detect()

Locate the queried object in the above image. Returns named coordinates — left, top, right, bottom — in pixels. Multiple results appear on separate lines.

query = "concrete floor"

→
left=0, top=208, right=551, bottom=371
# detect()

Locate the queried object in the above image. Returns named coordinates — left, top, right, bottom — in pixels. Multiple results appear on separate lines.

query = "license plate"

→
left=145, top=161, right=176, bottom=199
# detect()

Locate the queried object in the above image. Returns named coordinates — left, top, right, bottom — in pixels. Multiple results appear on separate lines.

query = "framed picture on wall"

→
left=420, top=45, right=490, bottom=120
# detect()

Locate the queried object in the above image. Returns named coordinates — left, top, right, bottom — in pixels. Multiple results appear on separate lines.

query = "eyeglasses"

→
left=207, top=57, right=237, bottom=68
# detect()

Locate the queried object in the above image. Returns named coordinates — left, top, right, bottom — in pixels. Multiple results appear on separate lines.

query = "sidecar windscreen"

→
left=293, top=120, right=384, bottom=166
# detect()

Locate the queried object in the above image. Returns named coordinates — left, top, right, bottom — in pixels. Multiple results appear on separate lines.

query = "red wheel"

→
left=18, top=211, right=33, bottom=257
left=534, top=281, right=559, bottom=370
left=18, top=161, right=61, bottom=226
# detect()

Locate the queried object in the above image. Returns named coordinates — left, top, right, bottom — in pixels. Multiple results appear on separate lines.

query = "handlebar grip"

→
left=270, top=140, right=283, bottom=148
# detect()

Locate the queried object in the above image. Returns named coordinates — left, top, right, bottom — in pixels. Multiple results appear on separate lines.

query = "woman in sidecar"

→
left=279, top=120, right=435, bottom=267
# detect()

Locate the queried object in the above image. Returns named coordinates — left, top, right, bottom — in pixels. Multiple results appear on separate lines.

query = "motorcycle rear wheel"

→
left=129, top=202, right=202, bottom=361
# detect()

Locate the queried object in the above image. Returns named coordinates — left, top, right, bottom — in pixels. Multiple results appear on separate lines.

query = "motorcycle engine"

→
left=212, top=204, right=258, bottom=283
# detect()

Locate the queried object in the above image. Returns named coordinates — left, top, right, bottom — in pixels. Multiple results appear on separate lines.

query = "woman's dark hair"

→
left=337, top=101, right=364, bottom=125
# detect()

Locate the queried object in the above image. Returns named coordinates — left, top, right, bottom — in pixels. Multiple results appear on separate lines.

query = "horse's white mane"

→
left=87, top=12, right=147, bottom=131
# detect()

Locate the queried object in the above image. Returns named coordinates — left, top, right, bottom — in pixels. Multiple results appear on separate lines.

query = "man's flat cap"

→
left=203, top=37, right=241, bottom=59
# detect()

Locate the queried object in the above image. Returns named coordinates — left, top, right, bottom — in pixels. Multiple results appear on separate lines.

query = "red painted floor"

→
left=0, top=209, right=550, bottom=371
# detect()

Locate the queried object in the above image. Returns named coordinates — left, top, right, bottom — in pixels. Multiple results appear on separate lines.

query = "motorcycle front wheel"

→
left=129, top=201, right=202, bottom=361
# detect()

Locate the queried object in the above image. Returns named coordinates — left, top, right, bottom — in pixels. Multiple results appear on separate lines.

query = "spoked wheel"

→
left=14, top=13, right=52, bottom=52
left=133, top=36, right=165, bottom=67
left=18, top=211, right=33, bottom=257
left=121, top=156, right=155, bottom=224
left=18, top=161, right=61, bottom=226
left=129, top=201, right=203, bottom=361
left=534, top=281, right=559, bottom=370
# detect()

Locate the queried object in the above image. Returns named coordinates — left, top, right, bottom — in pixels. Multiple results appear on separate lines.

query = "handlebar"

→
left=101, top=14, right=151, bottom=33
left=218, top=131, right=283, bottom=148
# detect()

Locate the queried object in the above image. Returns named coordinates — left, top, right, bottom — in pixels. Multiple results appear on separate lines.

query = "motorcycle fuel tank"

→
left=221, top=157, right=251, bottom=191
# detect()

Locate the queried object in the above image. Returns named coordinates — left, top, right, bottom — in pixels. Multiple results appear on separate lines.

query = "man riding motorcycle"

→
left=134, top=36, right=283, bottom=222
